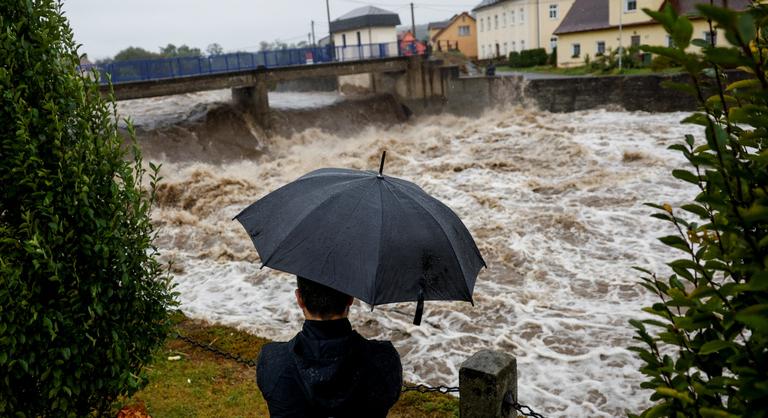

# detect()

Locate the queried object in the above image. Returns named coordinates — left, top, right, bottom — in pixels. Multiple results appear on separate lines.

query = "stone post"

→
left=231, top=73, right=270, bottom=129
left=459, top=350, right=517, bottom=418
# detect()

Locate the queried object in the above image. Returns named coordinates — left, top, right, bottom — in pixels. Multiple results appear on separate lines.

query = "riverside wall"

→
left=438, top=72, right=706, bottom=114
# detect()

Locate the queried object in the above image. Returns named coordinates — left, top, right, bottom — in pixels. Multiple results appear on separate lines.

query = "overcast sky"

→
left=61, top=0, right=479, bottom=60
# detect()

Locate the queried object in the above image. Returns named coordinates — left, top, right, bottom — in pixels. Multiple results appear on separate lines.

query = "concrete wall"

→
left=434, top=72, right=708, bottom=115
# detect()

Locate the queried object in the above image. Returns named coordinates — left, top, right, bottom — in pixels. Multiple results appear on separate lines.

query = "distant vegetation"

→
left=98, top=42, right=224, bottom=64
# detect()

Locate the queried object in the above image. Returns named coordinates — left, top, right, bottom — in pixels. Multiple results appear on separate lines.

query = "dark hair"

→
left=296, top=276, right=352, bottom=318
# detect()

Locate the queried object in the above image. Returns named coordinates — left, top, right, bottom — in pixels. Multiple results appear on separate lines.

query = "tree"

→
left=631, top=3, right=768, bottom=417
left=112, top=46, right=160, bottom=62
left=159, top=43, right=202, bottom=58
left=206, top=42, right=223, bottom=56
left=0, top=0, right=176, bottom=416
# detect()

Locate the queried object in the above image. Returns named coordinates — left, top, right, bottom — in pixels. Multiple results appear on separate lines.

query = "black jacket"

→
left=256, top=318, right=402, bottom=418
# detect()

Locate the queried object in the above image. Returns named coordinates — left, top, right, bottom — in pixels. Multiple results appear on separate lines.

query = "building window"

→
left=705, top=30, right=718, bottom=45
left=626, top=0, right=637, bottom=11
left=520, top=8, right=525, bottom=22
left=458, top=25, right=470, bottom=36
left=480, top=18, right=484, bottom=32
left=481, top=45, right=486, bottom=57
left=549, top=4, right=558, bottom=19
left=631, top=35, right=640, bottom=47
left=356, top=31, right=361, bottom=46
left=550, top=36, right=557, bottom=49
left=572, top=43, right=581, bottom=57
left=667, top=35, right=675, bottom=47
left=503, top=12, right=507, bottom=27
left=597, top=41, right=606, bottom=55
left=503, top=42, right=508, bottom=55
left=342, top=34, right=347, bottom=47
left=494, top=15, right=498, bottom=29
left=510, top=10, right=515, bottom=25
left=521, top=40, right=525, bottom=51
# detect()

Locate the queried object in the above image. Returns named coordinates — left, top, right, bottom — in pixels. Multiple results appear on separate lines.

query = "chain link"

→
left=174, top=333, right=544, bottom=417
left=174, top=332, right=258, bottom=368
left=401, top=384, right=460, bottom=394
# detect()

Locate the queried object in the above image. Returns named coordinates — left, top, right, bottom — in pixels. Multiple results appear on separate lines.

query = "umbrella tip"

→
left=378, top=150, right=387, bottom=177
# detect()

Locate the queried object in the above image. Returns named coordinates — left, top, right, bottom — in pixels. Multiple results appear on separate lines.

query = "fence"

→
left=83, top=41, right=423, bottom=85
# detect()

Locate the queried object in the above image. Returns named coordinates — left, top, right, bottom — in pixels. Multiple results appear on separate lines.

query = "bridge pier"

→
left=232, top=74, right=270, bottom=128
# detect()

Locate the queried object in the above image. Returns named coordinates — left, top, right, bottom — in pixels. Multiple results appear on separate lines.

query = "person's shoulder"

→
left=361, top=338, right=400, bottom=362
left=256, top=341, right=293, bottom=397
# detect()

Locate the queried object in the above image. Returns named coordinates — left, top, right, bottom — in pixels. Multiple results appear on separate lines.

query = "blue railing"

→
left=84, top=41, right=424, bottom=85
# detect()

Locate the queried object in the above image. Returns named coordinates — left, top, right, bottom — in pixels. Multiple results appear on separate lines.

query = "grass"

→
left=495, top=64, right=685, bottom=76
left=116, top=314, right=459, bottom=417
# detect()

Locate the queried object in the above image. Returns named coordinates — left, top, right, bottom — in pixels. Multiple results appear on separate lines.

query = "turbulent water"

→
left=120, top=89, right=699, bottom=417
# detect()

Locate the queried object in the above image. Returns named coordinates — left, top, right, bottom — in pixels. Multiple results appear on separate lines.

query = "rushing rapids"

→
left=120, top=89, right=699, bottom=417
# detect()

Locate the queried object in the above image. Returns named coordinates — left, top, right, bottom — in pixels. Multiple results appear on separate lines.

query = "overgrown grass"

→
left=116, top=314, right=459, bottom=417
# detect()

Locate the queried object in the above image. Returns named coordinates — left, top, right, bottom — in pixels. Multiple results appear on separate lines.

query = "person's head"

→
left=295, top=276, right=354, bottom=320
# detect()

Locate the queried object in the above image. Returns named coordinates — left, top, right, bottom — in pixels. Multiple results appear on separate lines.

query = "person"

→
left=257, top=276, right=403, bottom=418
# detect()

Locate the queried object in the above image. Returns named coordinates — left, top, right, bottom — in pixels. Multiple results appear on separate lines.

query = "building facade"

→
left=473, top=0, right=575, bottom=59
left=429, top=12, right=478, bottom=59
left=330, top=6, right=401, bottom=60
left=553, top=0, right=750, bottom=67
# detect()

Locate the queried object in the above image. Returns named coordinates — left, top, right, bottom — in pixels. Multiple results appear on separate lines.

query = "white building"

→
left=473, top=0, right=575, bottom=59
left=330, top=6, right=401, bottom=60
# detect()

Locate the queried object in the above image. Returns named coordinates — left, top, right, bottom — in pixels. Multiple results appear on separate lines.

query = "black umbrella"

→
left=234, top=152, right=486, bottom=325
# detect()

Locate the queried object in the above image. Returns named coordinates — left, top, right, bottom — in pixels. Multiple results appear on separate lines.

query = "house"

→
left=330, top=6, right=401, bottom=60
left=428, top=19, right=451, bottom=42
left=398, top=31, right=427, bottom=56
left=472, top=0, right=575, bottom=59
left=428, top=12, right=478, bottom=59
left=553, top=0, right=751, bottom=67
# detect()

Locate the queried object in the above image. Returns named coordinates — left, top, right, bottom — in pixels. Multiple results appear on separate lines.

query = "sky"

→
left=61, top=0, right=480, bottom=60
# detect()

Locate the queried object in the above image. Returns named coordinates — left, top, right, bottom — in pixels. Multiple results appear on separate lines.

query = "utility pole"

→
left=410, top=2, right=416, bottom=38
left=311, top=20, right=316, bottom=46
left=308, top=33, right=312, bottom=45
left=326, top=0, right=332, bottom=44
left=618, top=0, right=623, bottom=71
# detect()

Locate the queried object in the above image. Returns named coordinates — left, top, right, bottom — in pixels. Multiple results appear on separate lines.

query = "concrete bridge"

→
left=103, top=56, right=452, bottom=128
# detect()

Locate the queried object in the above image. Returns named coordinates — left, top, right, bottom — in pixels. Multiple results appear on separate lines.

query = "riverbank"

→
left=115, top=313, right=458, bottom=417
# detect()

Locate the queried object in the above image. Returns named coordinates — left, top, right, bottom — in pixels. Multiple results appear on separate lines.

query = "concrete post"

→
left=459, top=350, right=517, bottom=418
left=231, top=73, right=270, bottom=129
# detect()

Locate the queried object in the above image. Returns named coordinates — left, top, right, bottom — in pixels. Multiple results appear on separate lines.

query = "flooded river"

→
left=120, top=90, right=698, bottom=417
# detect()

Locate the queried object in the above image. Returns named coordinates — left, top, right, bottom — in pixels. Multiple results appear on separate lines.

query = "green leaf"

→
left=672, top=169, right=700, bottom=184
left=734, top=305, right=768, bottom=332
left=699, top=340, right=733, bottom=355
left=672, top=16, right=693, bottom=49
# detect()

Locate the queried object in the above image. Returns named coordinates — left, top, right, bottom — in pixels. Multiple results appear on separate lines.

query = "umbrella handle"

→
left=413, top=289, right=424, bottom=326
left=378, top=150, right=386, bottom=177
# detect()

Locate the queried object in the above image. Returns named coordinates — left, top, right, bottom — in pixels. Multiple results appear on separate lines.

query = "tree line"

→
left=97, top=40, right=314, bottom=64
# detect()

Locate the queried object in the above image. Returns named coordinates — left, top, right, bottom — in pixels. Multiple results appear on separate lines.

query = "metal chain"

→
left=401, top=384, right=460, bottom=394
left=174, top=332, right=258, bottom=368
left=503, top=391, right=546, bottom=418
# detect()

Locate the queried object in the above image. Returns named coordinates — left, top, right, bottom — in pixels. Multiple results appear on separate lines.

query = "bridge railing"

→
left=83, top=41, right=424, bottom=85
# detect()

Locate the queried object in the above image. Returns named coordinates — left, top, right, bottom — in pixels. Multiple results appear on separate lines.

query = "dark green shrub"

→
left=631, top=4, right=768, bottom=417
left=0, top=1, right=176, bottom=416
left=548, top=47, right=557, bottom=66
left=508, top=51, right=521, bottom=67
left=520, top=48, right=548, bottom=67
left=649, top=54, right=676, bottom=72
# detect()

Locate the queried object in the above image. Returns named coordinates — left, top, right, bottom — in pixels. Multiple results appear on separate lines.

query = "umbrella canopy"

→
left=234, top=153, right=486, bottom=324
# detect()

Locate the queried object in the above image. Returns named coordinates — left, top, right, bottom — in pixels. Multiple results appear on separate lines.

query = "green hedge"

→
left=0, top=1, right=176, bottom=416
left=508, top=48, right=549, bottom=68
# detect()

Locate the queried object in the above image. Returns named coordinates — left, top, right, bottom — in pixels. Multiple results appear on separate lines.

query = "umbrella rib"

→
left=370, top=181, right=385, bottom=305
left=258, top=177, right=371, bottom=267
left=389, top=183, right=473, bottom=300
